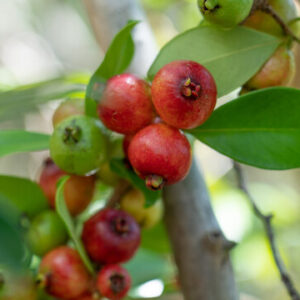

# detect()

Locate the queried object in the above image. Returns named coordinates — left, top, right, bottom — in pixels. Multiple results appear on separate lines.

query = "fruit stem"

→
left=110, top=274, right=125, bottom=294
left=181, top=78, right=201, bottom=100
left=145, top=175, right=165, bottom=191
left=63, top=126, right=81, bottom=144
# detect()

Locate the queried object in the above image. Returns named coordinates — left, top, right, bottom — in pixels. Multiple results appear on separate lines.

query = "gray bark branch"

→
left=164, top=160, right=238, bottom=300
left=233, top=162, right=300, bottom=300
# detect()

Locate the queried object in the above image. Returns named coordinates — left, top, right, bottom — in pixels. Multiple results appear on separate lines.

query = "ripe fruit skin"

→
left=39, top=159, right=96, bottom=216
left=50, top=115, right=107, bottom=175
left=128, top=124, right=192, bottom=189
left=63, top=175, right=96, bottom=215
left=82, top=209, right=141, bottom=264
left=26, top=210, right=68, bottom=256
left=151, top=60, right=217, bottom=129
left=39, top=246, right=90, bottom=299
left=120, top=188, right=163, bottom=229
left=39, top=158, right=65, bottom=205
left=198, top=0, right=253, bottom=28
left=244, top=46, right=295, bottom=90
left=52, top=98, right=84, bottom=127
left=72, top=293, right=97, bottom=300
left=244, top=0, right=300, bottom=37
left=96, top=265, right=131, bottom=300
left=97, top=73, right=155, bottom=134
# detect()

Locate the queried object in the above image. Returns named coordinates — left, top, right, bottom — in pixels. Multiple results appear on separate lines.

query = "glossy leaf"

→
left=0, top=197, right=28, bottom=269
left=141, top=222, right=171, bottom=254
left=55, top=176, right=94, bottom=274
left=124, top=249, right=172, bottom=287
left=0, top=176, right=48, bottom=218
left=85, top=21, right=139, bottom=117
left=110, top=159, right=161, bottom=207
left=187, top=87, right=300, bottom=170
left=148, top=25, right=281, bottom=96
left=0, top=75, right=86, bottom=122
left=0, top=130, right=50, bottom=157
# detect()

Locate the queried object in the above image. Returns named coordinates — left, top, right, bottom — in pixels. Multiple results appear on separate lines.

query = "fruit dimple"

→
left=113, top=217, right=130, bottom=235
left=181, top=77, right=202, bottom=100
left=145, top=175, right=165, bottom=191
left=63, top=125, right=81, bottom=144
left=110, top=274, right=125, bottom=294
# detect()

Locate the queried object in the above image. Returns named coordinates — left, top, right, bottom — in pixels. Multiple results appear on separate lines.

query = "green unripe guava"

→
left=50, top=115, right=108, bottom=175
left=198, top=0, right=254, bottom=28
left=26, top=210, right=68, bottom=256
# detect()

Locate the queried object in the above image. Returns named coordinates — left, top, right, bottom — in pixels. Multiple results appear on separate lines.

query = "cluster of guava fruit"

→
left=3, top=1, right=299, bottom=298
left=28, top=57, right=218, bottom=300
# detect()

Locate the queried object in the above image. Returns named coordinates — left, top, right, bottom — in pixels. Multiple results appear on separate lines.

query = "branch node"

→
left=203, top=231, right=236, bottom=253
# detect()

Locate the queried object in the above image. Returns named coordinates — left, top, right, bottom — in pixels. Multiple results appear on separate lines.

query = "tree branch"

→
left=251, top=0, right=300, bottom=43
left=233, top=161, right=300, bottom=300
left=105, top=180, right=131, bottom=208
left=163, top=159, right=238, bottom=300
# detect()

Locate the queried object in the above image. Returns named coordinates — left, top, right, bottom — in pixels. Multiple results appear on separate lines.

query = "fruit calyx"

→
left=181, top=77, right=201, bottom=100
left=113, top=217, right=130, bottom=235
left=36, top=272, right=50, bottom=289
left=110, top=274, right=126, bottom=294
left=145, top=175, right=165, bottom=191
left=63, top=125, right=81, bottom=144
left=203, top=0, right=220, bottom=12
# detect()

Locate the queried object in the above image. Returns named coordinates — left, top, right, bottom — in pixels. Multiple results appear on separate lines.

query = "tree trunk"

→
left=82, top=1, right=238, bottom=299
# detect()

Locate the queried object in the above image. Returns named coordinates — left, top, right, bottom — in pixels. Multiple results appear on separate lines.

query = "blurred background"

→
left=0, top=0, right=300, bottom=299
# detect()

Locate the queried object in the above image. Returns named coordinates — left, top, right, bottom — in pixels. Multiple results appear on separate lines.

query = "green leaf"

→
left=0, top=197, right=29, bottom=269
left=0, top=131, right=50, bottom=157
left=148, top=25, right=281, bottom=96
left=141, top=222, right=171, bottom=254
left=110, top=159, right=161, bottom=207
left=124, top=249, right=172, bottom=287
left=85, top=21, right=139, bottom=117
left=55, top=176, right=94, bottom=274
left=0, top=176, right=48, bottom=218
left=187, top=87, right=300, bottom=170
left=0, top=75, right=86, bottom=122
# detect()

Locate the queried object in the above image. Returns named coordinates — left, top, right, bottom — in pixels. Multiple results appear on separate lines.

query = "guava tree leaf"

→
left=124, top=248, right=172, bottom=287
left=141, top=222, right=170, bottom=254
left=55, top=176, right=94, bottom=274
left=187, top=87, right=300, bottom=170
left=148, top=25, right=281, bottom=96
left=0, top=176, right=48, bottom=218
left=0, top=75, right=86, bottom=122
left=85, top=21, right=139, bottom=117
left=0, top=130, right=50, bottom=157
left=0, top=197, right=29, bottom=270
left=110, top=159, right=161, bottom=207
